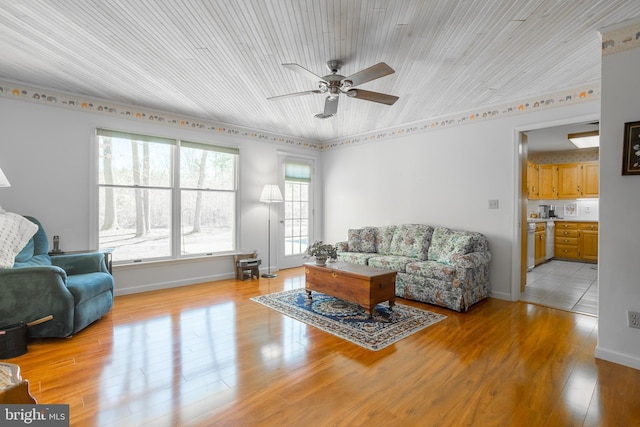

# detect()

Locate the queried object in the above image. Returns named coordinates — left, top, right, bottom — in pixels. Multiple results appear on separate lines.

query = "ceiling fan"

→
left=267, top=60, right=399, bottom=119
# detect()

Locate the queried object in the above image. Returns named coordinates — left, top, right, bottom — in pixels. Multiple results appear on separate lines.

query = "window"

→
left=283, top=161, right=311, bottom=256
left=97, top=129, right=238, bottom=263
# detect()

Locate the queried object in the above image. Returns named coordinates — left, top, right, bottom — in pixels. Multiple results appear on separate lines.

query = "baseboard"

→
left=490, top=290, right=514, bottom=301
left=595, top=345, right=640, bottom=371
left=114, top=273, right=236, bottom=296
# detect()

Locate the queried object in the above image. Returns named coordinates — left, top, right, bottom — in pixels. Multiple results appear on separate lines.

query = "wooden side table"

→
left=233, top=253, right=261, bottom=281
left=0, top=363, right=36, bottom=404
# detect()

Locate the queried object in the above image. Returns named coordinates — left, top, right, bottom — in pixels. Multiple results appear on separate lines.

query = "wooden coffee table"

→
left=304, top=261, right=397, bottom=317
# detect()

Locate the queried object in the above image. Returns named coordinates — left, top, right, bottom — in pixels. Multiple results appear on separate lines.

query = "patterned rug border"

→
left=251, top=288, right=446, bottom=351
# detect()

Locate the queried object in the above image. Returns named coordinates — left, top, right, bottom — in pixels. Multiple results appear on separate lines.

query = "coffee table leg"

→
left=306, top=289, right=312, bottom=299
left=389, top=298, right=395, bottom=311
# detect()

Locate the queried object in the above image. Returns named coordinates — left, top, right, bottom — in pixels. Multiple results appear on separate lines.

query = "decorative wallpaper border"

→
left=0, top=80, right=323, bottom=151
left=0, top=79, right=599, bottom=152
left=322, top=84, right=600, bottom=150
left=600, top=19, right=640, bottom=56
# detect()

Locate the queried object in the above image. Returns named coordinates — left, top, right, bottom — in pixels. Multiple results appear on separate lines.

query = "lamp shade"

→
left=0, top=167, right=10, bottom=187
left=260, top=184, right=283, bottom=203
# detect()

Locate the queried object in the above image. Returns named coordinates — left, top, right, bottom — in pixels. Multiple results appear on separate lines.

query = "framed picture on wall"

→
left=564, top=203, right=577, bottom=217
left=622, top=120, right=640, bottom=175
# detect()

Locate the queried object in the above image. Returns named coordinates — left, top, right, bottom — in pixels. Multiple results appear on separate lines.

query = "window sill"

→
left=113, top=252, right=237, bottom=271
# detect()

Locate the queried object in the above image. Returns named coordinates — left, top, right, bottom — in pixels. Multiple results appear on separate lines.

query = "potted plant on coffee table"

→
left=305, top=241, right=338, bottom=266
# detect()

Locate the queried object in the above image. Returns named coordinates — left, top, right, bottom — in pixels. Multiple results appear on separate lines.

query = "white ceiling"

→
left=0, top=1, right=638, bottom=143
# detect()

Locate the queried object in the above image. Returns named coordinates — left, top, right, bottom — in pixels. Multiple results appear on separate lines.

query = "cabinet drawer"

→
left=578, top=222, right=598, bottom=231
left=555, top=222, right=577, bottom=230
left=555, top=237, right=578, bottom=246
left=555, top=229, right=578, bottom=238
left=535, top=223, right=546, bottom=232
left=555, top=245, right=579, bottom=258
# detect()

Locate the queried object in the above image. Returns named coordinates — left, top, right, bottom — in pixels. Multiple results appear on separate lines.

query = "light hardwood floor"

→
left=5, top=267, right=639, bottom=426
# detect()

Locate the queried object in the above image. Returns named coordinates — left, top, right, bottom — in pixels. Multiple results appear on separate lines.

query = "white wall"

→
left=322, top=101, right=600, bottom=302
left=596, top=35, right=640, bottom=370
left=0, top=97, right=321, bottom=295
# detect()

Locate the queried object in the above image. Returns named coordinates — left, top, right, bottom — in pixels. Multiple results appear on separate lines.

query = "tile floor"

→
left=521, top=260, right=598, bottom=316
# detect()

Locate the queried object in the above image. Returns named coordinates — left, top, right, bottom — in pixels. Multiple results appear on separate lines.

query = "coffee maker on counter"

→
left=548, top=204, right=557, bottom=218
left=537, top=204, right=550, bottom=219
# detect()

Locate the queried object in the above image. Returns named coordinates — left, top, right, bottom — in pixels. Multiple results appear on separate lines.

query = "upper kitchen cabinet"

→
left=557, top=163, right=582, bottom=198
left=527, top=161, right=539, bottom=199
left=581, top=161, right=599, bottom=198
left=527, top=161, right=599, bottom=200
left=538, top=164, right=558, bottom=199
left=557, top=162, right=599, bottom=199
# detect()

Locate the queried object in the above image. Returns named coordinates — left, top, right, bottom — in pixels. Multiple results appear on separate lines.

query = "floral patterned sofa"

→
left=336, top=224, right=491, bottom=312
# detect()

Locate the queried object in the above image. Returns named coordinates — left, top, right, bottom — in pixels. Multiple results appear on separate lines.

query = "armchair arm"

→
left=50, top=253, right=109, bottom=275
left=0, top=266, right=74, bottom=334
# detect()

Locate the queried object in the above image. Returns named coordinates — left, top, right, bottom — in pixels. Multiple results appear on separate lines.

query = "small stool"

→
left=233, top=253, right=261, bottom=281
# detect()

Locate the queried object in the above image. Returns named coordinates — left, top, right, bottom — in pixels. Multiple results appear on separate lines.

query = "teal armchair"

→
left=0, top=216, right=114, bottom=338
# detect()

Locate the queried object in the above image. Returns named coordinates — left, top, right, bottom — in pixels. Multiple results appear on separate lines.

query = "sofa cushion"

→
left=368, top=255, right=414, bottom=272
left=374, top=225, right=396, bottom=255
left=0, top=213, right=38, bottom=268
left=389, top=224, right=433, bottom=259
left=428, top=227, right=474, bottom=266
left=347, top=227, right=377, bottom=253
left=336, top=252, right=376, bottom=266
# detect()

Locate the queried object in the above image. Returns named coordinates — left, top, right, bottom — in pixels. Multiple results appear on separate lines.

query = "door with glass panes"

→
left=277, top=158, right=314, bottom=269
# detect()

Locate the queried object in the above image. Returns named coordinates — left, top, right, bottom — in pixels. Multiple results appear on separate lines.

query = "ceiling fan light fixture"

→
left=342, top=79, right=353, bottom=88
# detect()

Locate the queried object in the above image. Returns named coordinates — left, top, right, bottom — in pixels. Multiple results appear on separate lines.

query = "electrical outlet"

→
left=489, top=200, right=499, bottom=209
left=628, top=310, right=640, bottom=329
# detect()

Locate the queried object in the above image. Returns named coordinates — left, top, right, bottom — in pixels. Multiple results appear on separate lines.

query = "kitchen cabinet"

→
left=581, top=161, right=599, bottom=198
left=555, top=222, right=579, bottom=260
left=557, top=163, right=582, bottom=198
left=527, top=161, right=599, bottom=200
left=554, top=221, right=598, bottom=262
left=538, top=164, right=558, bottom=199
left=534, top=223, right=546, bottom=265
left=578, top=222, right=598, bottom=261
left=557, top=162, right=599, bottom=199
left=527, top=161, right=539, bottom=199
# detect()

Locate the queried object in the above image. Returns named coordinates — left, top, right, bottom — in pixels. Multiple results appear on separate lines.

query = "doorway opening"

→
left=517, top=119, right=599, bottom=316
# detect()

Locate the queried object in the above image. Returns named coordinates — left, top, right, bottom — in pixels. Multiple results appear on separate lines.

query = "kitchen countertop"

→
left=527, top=218, right=598, bottom=222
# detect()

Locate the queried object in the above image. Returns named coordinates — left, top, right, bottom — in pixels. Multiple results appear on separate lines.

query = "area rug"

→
left=251, top=288, right=446, bottom=351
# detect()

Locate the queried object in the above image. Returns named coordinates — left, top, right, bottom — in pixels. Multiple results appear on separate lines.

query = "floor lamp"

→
left=260, top=184, right=283, bottom=278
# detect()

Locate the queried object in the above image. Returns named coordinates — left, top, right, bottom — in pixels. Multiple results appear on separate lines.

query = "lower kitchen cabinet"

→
left=579, top=222, right=599, bottom=261
left=554, top=221, right=598, bottom=263
left=534, top=223, right=546, bottom=266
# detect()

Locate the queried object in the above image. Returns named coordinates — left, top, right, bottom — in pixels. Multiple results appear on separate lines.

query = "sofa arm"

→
left=51, top=252, right=109, bottom=275
left=336, top=241, right=349, bottom=252
left=450, top=251, right=492, bottom=269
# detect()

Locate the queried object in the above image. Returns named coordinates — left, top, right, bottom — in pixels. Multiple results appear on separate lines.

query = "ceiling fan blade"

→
left=282, top=63, right=327, bottom=83
left=323, top=95, right=339, bottom=116
left=346, top=89, right=399, bottom=105
left=344, top=62, right=395, bottom=87
left=267, top=90, right=322, bottom=100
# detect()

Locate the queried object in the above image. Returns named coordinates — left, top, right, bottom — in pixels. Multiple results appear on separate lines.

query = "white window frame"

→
left=91, top=129, right=239, bottom=264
